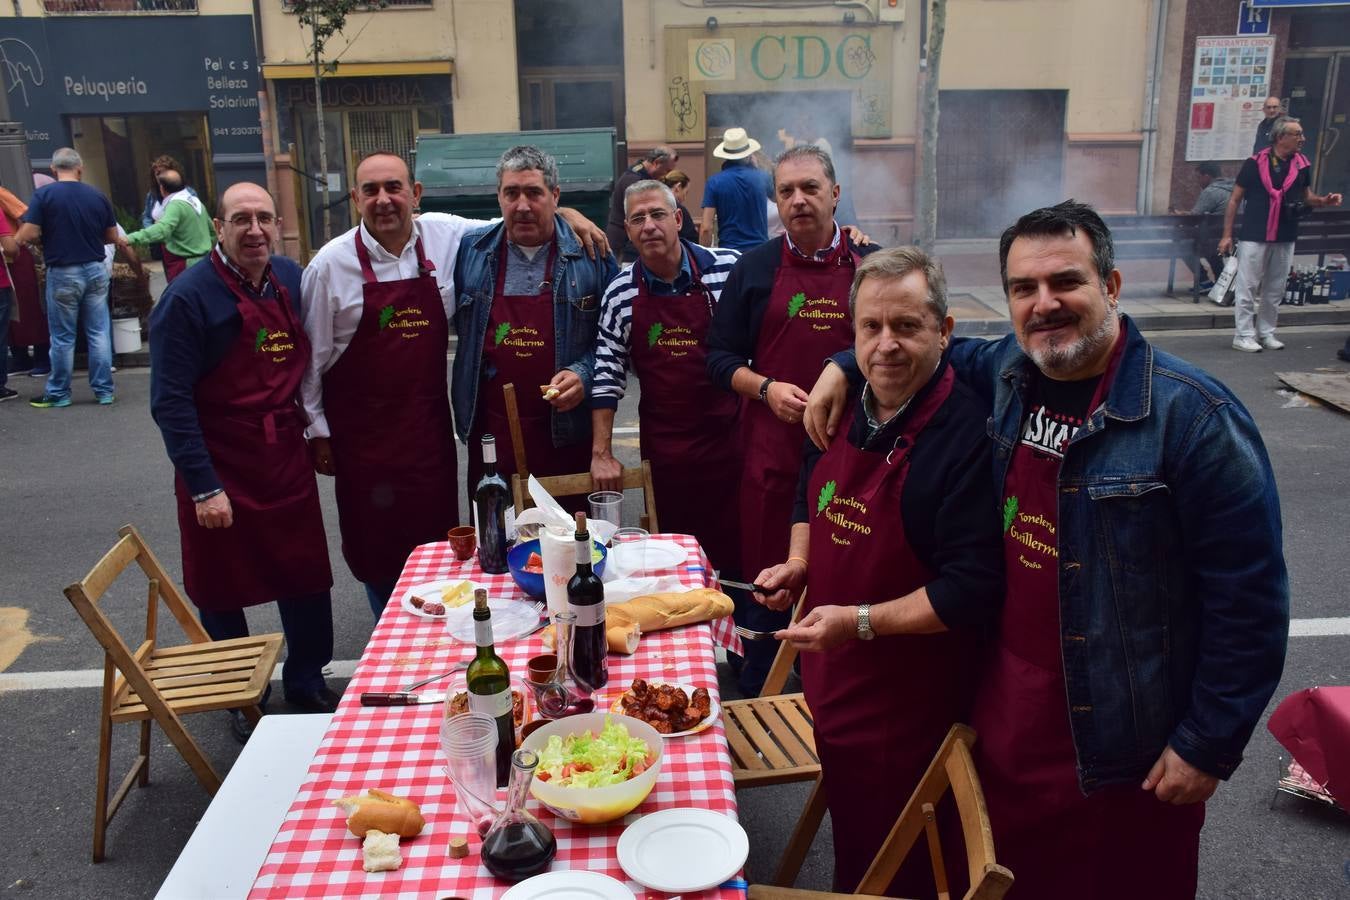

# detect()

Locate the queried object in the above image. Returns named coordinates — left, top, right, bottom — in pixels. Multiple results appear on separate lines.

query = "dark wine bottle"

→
left=467, top=589, right=515, bottom=787
left=475, top=434, right=510, bottom=574
left=566, top=512, right=608, bottom=691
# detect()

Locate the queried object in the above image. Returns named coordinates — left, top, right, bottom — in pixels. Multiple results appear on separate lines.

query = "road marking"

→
left=3, top=617, right=1347, bottom=692
left=612, top=426, right=639, bottom=435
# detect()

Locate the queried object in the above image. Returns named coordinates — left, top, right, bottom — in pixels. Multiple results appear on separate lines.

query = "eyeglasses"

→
left=626, top=209, right=673, bottom=228
left=226, top=212, right=277, bottom=229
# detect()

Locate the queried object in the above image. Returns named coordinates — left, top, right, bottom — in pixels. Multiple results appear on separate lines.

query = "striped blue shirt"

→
left=592, top=241, right=741, bottom=408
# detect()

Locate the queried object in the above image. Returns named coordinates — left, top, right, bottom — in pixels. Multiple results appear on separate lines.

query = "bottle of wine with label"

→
left=567, top=512, right=608, bottom=692
left=467, top=589, right=514, bottom=787
left=475, top=434, right=510, bottom=574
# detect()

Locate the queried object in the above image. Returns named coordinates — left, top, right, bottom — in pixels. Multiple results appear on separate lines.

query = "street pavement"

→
left=1, top=312, right=1348, bottom=897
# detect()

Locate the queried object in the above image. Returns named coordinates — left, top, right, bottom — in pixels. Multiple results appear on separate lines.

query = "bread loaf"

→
left=606, top=589, right=734, bottom=633
left=361, top=830, right=403, bottom=872
left=333, top=789, right=426, bottom=839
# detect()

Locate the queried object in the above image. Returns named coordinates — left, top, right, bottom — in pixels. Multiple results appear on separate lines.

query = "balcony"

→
left=43, top=0, right=197, bottom=13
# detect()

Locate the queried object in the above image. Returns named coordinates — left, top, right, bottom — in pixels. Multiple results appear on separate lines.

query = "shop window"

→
left=514, top=0, right=624, bottom=136
left=43, top=0, right=197, bottom=12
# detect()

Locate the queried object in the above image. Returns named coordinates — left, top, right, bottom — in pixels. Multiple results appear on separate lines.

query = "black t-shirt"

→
left=1018, top=371, right=1102, bottom=460
left=1235, top=155, right=1311, bottom=244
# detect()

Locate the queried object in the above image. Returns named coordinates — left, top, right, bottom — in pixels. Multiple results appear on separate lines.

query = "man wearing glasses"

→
left=591, top=179, right=743, bottom=574
left=148, top=183, right=338, bottom=738
left=1253, top=96, right=1283, bottom=155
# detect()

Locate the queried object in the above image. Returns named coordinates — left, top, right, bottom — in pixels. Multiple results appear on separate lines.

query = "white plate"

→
left=401, top=579, right=485, bottom=619
left=501, top=870, right=635, bottom=900
left=443, top=597, right=543, bottom=643
left=617, top=808, right=748, bottom=893
left=608, top=682, right=721, bottom=738
left=609, top=539, right=687, bottom=573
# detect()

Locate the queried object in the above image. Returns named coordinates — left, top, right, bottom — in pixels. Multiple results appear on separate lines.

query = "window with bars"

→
left=43, top=0, right=197, bottom=13
left=347, top=109, right=416, bottom=166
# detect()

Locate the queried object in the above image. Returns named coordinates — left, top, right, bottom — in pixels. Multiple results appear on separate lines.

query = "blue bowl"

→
left=507, top=538, right=607, bottom=599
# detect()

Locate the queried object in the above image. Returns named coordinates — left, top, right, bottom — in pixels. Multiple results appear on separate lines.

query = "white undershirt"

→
left=299, top=212, right=493, bottom=438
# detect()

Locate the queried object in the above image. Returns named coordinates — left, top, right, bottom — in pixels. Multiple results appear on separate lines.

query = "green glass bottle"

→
left=467, top=589, right=514, bottom=787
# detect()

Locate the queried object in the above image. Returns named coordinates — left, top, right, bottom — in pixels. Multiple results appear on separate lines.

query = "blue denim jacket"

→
left=949, top=315, right=1289, bottom=788
left=451, top=216, right=618, bottom=446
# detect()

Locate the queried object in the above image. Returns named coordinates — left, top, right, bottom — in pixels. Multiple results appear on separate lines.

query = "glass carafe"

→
left=480, top=748, right=557, bottom=882
left=534, top=611, right=595, bottom=719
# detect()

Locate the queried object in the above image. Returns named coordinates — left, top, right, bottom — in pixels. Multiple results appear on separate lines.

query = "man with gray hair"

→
left=591, top=178, right=742, bottom=571
left=451, top=145, right=619, bottom=497
left=753, top=245, right=1003, bottom=895
left=605, top=145, right=679, bottom=262
left=16, top=147, right=120, bottom=407
left=1220, top=116, right=1342, bottom=352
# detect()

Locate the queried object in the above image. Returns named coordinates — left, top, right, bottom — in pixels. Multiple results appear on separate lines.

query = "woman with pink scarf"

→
left=1219, top=116, right=1342, bottom=353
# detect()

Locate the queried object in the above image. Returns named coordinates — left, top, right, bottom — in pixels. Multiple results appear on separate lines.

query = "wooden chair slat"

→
left=727, top=702, right=792, bottom=769
left=753, top=699, right=817, bottom=767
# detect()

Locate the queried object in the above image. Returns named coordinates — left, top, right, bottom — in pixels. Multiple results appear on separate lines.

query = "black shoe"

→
left=1338, top=348, right=1350, bottom=363
left=229, top=709, right=258, bottom=744
left=285, top=685, right=341, bottom=714
left=0, top=387, right=17, bottom=402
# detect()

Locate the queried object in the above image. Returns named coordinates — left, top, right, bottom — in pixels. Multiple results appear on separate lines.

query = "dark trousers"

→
left=0, top=287, right=11, bottom=388
left=728, top=588, right=792, bottom=697
left=198, top=591, right=334, bottom=696
left=364, top=577, right=398, bottom=619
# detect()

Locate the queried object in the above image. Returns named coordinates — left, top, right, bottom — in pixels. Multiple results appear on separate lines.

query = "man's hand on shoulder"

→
left=559, top=207, right=611, bottom=260
left=1142, top=746, right=1219, bottom=805
left=196, top=492, right=233, bottom=529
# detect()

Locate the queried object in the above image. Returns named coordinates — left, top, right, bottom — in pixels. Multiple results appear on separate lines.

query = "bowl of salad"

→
left=519, top=712, right=662, bottom=824
left=507, top=538, right=607, bottom=599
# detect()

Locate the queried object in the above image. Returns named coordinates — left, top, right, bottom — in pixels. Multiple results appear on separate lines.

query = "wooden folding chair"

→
left=63, top=524, right=283, bottom=862
left=721, top=593, right=824, bottom=886
left=748, top=724, right=1014, bottom=900
left=503, top=382, right=660, bottom=531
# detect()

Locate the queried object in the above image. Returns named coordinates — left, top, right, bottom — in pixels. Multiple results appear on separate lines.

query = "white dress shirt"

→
left=300, top=212, right=491, bottom=438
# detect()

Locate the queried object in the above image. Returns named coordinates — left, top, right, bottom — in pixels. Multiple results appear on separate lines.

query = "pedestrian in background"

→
left=605, top=146, right=678, bottom=263
left=700, top=128, right=773, bottom=251
left=0, top=200, right=19, bottom=401
left=15, top=148, right=119, bottom=408
left=661, top=169, right=700, bottom=244
left=122, top=169, right=215, bottom=282
left=1187, top=160, right=1234, bottom=289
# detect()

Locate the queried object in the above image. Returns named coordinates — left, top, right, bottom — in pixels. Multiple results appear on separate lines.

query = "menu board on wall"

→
left=1185, top=35, right=1276, bottom=161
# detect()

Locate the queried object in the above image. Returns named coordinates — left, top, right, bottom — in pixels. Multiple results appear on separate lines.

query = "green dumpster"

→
left=415, top=128, right=618, bottom=226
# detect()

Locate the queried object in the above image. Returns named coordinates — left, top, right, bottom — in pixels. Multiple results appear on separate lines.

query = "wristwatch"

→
left=856, top=604, right=875, bottom=641
left=758, top=376, right=775, bottom=403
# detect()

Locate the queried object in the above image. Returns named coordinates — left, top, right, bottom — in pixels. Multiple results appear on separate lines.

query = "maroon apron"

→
left=740, top=239, right=856, bottom=575
left=173, top=255, right=332, bottom=612
left=803, top=368, right=979, bottom=895
left=971, top=344, right=1203, bottom=899
left=466, top=238, right=591, bottom=493
left=162, top=247, right=186, bottom=283
left=7, top=245, right=46, bottom=346
left=322, top=233, right=459, bottom=584
left=628, top=256, right=741, bottom=571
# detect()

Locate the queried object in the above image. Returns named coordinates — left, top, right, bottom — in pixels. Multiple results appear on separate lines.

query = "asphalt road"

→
left=1, top=326, right=1348, bottom=899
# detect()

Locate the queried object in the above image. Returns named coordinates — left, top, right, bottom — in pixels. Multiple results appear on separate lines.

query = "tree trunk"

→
left=313, top=26, right=331, bottom=245
left=915, top=0, right=946, bottom=251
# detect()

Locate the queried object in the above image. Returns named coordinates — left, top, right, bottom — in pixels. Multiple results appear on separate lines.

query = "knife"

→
left=361, top=691, right=447, bottom=706
left=716, top=578, right=771, bottom=594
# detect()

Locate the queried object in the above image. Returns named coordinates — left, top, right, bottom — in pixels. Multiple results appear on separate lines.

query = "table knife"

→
left=360, top=691, right=447, bottom=706
left=716, top=578, right=771, bottom=594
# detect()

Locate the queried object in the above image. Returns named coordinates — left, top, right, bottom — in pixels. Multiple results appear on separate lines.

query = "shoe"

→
left=228, top=708, right=258, bottom=744
left=1337, top=348, right=1350, bottom=363
left=7, top=363, right=30, bottom=376
left=0, top=387, right=17, bottom=402
left=1259, top=336, right=1285, bottom=350
left=1197, top=280, right=1215, bottom=292
left=96, top=394, right=115, bottom=406
left=1232, top=337, right=1262, bottom=353
left=29, top=394, right=71, bottom=408
left=28, top=366, right=50, bottom=377
left=285, top=686, right=342, bottom=714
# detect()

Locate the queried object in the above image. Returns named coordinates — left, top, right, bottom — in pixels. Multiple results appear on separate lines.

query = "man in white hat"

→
left=700, top=127, right=774, bottom=252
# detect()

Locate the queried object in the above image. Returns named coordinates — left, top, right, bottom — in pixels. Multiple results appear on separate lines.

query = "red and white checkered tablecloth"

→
left=250, top=534, right=746, bottom=900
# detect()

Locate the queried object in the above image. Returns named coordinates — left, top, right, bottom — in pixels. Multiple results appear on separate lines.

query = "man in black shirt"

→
left=605, top=146, right=678, bottom=262
left=1220, top=116, right=1342, bottom=352
left=1253, top=97, right=1282, bottom=155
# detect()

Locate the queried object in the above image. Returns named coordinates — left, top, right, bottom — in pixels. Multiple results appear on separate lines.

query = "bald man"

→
left=1254, top=96, right=1282, bottom=155
left=149, top=182, right=337, bottom=741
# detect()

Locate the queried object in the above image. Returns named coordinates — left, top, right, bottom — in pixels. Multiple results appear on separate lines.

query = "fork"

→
left=733, top=624, right=780, bottom=641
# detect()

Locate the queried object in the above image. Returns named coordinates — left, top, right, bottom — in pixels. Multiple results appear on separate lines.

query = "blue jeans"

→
left=45, top=262, right=113, bottom=401
left=0, top=286, right=11, bottom=389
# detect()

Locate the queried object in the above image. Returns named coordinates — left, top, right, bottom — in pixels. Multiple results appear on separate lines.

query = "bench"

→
left=155, top=713, right=332, bottom=900
left=1293, top=209, right=1350, bottom=266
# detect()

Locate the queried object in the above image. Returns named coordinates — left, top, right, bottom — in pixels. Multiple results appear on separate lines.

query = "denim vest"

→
left=950, top=316, right=1288, bottom=788
left=451, top=216, right=619, bottom=446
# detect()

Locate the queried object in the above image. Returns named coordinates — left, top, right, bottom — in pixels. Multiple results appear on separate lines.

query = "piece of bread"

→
left=333, top=789, right=426, bottom=839
left=606, top=589, right=734, bottom=633
left=362, top=830, right=403, bottom=872
left=540, top=384, right=561, bottom=400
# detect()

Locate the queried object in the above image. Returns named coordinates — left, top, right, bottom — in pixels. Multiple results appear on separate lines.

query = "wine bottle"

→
left=467, top=589, right=515, bottom=787
left=475, top=434, right=510, bottom=574
left=566, top=512, right=608, bottom=692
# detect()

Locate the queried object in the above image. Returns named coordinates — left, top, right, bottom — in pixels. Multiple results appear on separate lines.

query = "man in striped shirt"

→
left=591, top=179, right=743, bottom=576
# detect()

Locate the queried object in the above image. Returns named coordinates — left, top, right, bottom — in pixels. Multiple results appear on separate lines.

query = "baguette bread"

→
left=540, top=620, right=642, bottom=655
left=606, top=589, right=734, bottom=633
left=333, top=789, right=426, bottom=839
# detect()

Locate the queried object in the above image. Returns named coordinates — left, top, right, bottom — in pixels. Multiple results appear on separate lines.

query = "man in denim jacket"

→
left=806, top=201, right=1288, bottom=898
left=452, top=145, right=619, bottom=498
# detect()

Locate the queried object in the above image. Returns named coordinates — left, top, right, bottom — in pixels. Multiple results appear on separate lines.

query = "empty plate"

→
left=617, top=808, right=748, bottom=893
left=501, top=870, right=635, bottom=900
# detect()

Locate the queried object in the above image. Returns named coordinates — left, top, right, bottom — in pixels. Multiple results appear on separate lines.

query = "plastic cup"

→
left=587, top=491, right=624, bottom=530
left=447, top=526, right=476, bottom=561
left=440, top=712, right=501, bottom=834
left=611, top=527, right=650, bottom=578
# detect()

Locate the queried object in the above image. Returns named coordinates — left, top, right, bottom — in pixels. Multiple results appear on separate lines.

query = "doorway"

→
left=68, top=113, right=211, bottom=226
left=1285, top=54, right=1350, bottom=198
left=514, top=0, right=624, bottom=137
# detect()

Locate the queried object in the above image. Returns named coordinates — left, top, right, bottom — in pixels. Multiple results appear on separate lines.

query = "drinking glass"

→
left=611, top=527, right=650, bottom=578
left=440, top=711, right=501, bottom=834
left=587, top=491, right=624, bottom=530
